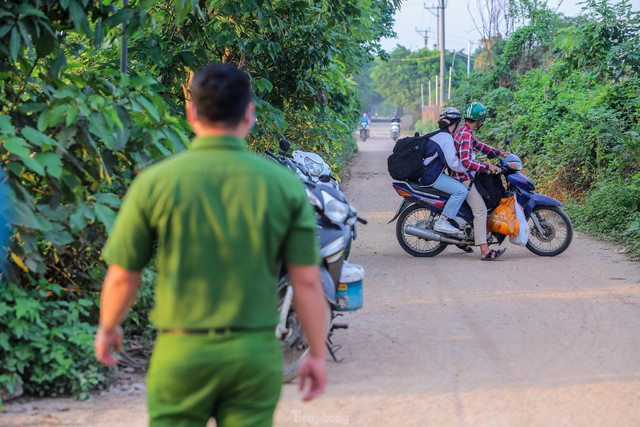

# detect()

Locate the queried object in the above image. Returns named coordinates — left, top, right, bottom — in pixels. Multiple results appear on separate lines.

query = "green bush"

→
left=0, top=281, right=104, bottom=399
left=567, top=174, right=640, bottom=258
left=0, top=270, right=158, bottom=400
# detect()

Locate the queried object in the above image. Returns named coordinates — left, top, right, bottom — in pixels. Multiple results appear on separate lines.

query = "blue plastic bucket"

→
left=335, top=262, right=364, bottom=312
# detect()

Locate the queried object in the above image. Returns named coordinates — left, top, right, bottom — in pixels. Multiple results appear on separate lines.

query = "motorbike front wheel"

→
left=526, top=206, right=573, bottom=256
left=277, top=276, right=332, bottom=382
left=360, top=129, right=367, bottom=141
left=396, top=204, right=448, bottom=257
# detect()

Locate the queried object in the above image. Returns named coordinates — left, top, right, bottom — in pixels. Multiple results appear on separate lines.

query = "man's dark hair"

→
left=190, top=63, right=252, bottom=127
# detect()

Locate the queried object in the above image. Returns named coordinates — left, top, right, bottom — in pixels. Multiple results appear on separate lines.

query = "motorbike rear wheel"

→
left=525, top=206, right=573, bottom=256
left=277, top=276, right=332, bottom=382
left=396, top=204, right=448, bottom=257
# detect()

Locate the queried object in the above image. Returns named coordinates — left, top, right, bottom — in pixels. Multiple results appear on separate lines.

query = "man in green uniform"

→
left=94, top=63, right=328, bottom=427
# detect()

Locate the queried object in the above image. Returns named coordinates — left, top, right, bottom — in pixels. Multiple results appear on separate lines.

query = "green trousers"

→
left=147, top=330, right=283, bottom=427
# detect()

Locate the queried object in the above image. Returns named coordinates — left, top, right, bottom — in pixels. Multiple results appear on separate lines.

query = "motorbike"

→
left=391, top=122, right=400, bottom=141
left=266, top=140, right=367, bottom=382
left=284, top=141, right=340, bottom=189
left=360, top=123, right=369, bottom=141
left=388, top=143, right=573, bottom=257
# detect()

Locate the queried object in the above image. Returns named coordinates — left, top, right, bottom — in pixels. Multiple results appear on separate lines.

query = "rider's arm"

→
left=474, top=138, right=503, bottom=159
left=455, top=129, right=490, bottom=173
left=441, top=139, right=467, bottom=173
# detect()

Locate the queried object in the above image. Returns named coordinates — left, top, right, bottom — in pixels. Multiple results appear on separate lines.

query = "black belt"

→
left=159, top=327, right=272, bottom=335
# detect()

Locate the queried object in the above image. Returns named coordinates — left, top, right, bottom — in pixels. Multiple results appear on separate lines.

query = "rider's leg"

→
left=431, top=174, right=467, bottom=234
left=432, top=174, right=467, bottom=220
left=462, top=180, right=493, bottom=258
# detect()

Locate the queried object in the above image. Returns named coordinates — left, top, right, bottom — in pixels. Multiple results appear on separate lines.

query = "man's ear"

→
left=245, top=102, right=256, bottom=127
left=186, top=100, right=197, bottom=125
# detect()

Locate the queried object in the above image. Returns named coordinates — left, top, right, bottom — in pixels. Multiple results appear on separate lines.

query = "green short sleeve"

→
left=102, top=178, right=154, bottom=271
left=283, top=189, right=321, bottom=266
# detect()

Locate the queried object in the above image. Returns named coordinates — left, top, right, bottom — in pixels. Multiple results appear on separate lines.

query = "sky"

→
left=380, top=0, right=639, bottom=53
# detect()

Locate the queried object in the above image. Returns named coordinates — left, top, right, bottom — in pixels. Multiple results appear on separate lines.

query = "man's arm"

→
left=457, top=131, right=490, bottom=173
left=287, top=263, right=327, bottom=401
left=94, top=264, right=141, bottom=366
left=474, top=137, right=503, bottom=158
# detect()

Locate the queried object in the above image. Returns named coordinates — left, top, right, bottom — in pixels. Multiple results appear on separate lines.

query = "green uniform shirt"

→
left=103, top=135, right=320, bottom=329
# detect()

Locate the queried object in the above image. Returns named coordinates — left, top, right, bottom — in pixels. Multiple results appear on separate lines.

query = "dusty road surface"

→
left=4, top=122, right=640, bottom=427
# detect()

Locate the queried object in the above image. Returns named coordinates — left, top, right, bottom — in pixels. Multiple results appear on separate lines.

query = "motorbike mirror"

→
left=319, top=174, right=331, bottom=183
left=279, top=138, right=291, bottom=151
left=505, top=136, right=511, bottom=145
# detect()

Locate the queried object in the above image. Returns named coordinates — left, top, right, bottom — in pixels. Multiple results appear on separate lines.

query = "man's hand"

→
left=95, top=264, right=141, bottom=367
left=488, top=164, right=502, bottom=174
left=501, top=151, right=512, bottom=158
left=94, top=325, right=123, bottom=367
left=298, top=355, right=327, bottom=401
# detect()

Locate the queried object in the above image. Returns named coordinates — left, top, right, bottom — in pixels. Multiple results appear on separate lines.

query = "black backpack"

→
left=387, top=130, right=441, bottom=181
left=473, top=173, right=505, bottom=210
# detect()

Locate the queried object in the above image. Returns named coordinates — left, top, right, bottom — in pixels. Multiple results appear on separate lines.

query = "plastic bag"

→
left=487, top=195, right=519, bottom=237
left=509, top=200, right=530, bottom=246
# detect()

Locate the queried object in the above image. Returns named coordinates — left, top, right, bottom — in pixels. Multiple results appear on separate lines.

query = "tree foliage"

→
left=0, top=0, right=398, bottom=398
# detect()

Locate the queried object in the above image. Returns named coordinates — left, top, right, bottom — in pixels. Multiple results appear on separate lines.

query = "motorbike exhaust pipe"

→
left=405, top=225, right=462, bottom=245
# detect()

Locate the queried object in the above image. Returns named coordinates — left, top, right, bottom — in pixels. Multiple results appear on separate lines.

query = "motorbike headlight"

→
left=322, top=191, right=349, bottom=223
left=503, top=154, right=523, bottom=171
left=506, top=160, right=523, bottom=171
left=304, top=157, right=324, bottom=177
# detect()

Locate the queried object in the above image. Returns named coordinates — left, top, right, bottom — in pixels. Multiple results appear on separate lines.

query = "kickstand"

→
left=326, top=314, right=348, bottom=362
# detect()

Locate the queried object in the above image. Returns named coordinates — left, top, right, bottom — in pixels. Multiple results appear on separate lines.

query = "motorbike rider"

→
left=419, top=107, right=469, bottom=235
left=452, top=102, right=510, bottom=261
left=391, top=113, right=401, bottom=124
left=360, top=113, right=370, bottom=137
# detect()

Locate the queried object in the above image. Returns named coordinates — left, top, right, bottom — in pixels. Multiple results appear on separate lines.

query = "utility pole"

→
left=415, top=27, right=430, bottom=48
left=421, top=83, right=427, bottom=122
left=426, top=1, right=446, bottom=104
left=424, top=3, right=439, bottom=50
left=467, top=41, right=471, bottom=77
left=435, top=75, right=439, bottom=106
left=448, top=51, right=457, bottom=100
left=439, top=0, right=445, bottom=104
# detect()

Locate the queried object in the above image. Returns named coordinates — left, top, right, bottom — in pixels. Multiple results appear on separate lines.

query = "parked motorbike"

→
left=391, top=122, right=400, bottom=141
left=388, top=143, right=573, bottom=257
left=281, top=140, right=340, bottom=189
left=360, top=123, right=369, bottom=141
left=266, top=140, right=367, bottom=382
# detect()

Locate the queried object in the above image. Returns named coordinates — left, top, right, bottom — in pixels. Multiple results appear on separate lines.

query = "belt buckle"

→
left=209, top=327, right=231, bottom=336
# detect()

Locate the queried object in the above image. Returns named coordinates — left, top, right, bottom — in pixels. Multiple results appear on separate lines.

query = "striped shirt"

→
left=452, top=123, right=503, bottom=182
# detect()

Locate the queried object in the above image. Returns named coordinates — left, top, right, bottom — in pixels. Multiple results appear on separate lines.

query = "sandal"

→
left=456, top=244, right=474, bottom=253
left=480, top=248, right=506, bottom=261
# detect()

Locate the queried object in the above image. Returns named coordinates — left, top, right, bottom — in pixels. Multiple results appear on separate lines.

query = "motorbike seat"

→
left=406, top=181, right=451, bottom=199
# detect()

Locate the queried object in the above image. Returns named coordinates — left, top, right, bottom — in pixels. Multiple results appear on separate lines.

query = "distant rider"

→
left=419, top=107, right=469, bottom=235
left=360, top=113, right=370, bottom=135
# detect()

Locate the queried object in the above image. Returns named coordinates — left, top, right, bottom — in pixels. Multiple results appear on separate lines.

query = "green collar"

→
left=190, top=135, right=248, bottom=151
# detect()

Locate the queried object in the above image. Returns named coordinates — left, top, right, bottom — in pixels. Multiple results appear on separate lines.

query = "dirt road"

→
left=5, top=122, right=640, bottom=426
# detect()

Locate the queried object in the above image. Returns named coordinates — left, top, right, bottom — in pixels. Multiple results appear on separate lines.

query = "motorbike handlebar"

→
left=357, top=216, right=368, bottom=225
